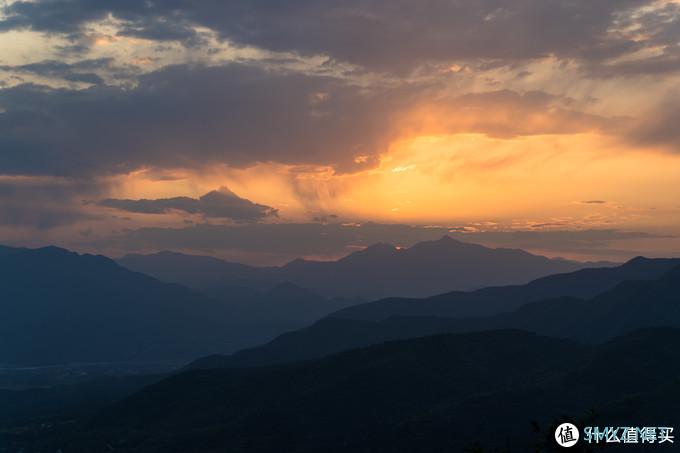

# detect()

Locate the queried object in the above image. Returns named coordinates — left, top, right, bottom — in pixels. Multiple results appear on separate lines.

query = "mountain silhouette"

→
left=119, top=236, right=612, bottom=300
left=330, top=255, right=680, bottom=320
left=0, top=246, right=342, bottom=365
left=5, top=250, right=680, bottom=452
left=118, top=251, right=278, bottom=291
left=491, top=261, right=680, bottom=342
left=187, top=258, right=680, bottom=370
left=28, top=328, right=680, bottom=452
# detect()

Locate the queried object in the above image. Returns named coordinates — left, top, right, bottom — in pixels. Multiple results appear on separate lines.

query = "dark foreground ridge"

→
left=12, top=327, right=680, bottom=452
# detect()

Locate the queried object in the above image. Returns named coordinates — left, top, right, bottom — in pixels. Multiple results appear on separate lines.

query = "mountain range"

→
left=0, top=238, right=618, bottom=366
left=17, top=328, right=680, bottom=452
left=189, top=257, right=680, bottom=368
left=187, top=256, right=680, bottom=370
left=2, top=242, right=680, bottom=452
left=331, top=255, right=680, bottom=319
left=2, top=239, right=672, bottom=368
left=118, top=236, right=611, bottom=300
left=0, top=246, right=344, bottom=365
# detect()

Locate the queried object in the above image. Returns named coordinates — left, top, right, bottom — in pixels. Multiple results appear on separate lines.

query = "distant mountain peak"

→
left=405, top=235, right=482, bottom=254
left=339, top=242, right=398, bottom=261
left=16, top=246, right=117, bottom=269
left=117, top=236, right=610, bottom=300
left=419, top=235, right=466, bottom=248
left=624, top=256, right=650, bottom=265
left=621, top=256, right=679, bottom=272
left=281, top=257, right=310, bottom=269
left=363, top=242, right=397, bottom=252
left=33, top=245, right=74, bottom=255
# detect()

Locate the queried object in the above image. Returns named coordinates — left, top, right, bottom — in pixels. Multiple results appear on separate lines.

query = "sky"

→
left=2, top=0, right=680, bottom=265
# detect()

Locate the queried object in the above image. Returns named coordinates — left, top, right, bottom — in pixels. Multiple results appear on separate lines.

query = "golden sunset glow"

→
left=106, top=130, right=680, bottom=229
left=2, top=0, right=680, bottom=263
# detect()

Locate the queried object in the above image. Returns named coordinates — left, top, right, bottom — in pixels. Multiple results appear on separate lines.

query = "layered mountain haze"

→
left=2, top=242, right=680, bottom=452
left=117, top=251, right=278, bottom=293
left=0, top=237, right=613, bottom=366
left=0, top=246, right=344, bottom=365
left=119, top=236, right=610, bottom=300
left=187, top=257, right=680, bottom=370
left=330, top=255, right=680, bottom=320
left=499, top=263, right=680, bottom=342
left=0, top=245, right=232, bottom=365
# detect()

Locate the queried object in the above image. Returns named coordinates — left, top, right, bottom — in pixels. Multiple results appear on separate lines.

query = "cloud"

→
left=581, top=2, right=680, bottom=77
left=0, top=63, right=421, bottom=177
left=0, top=1, right=677, bottom=260
left=0, top=58, right=139, bottom=86
left=0, top=0, right=659, bottom=73
left=98, top=187, right=278, bottom=222
left=0, top=176, right=102, bottom=229
left=0, top=58, right=114, bottom=85
left=1, top=61, right=617, bottom=180
left=458, top=229, right=667, bottom=253
left=627, top=98, right=680, bottom=152
left=417, top=90, right=619, bottom=138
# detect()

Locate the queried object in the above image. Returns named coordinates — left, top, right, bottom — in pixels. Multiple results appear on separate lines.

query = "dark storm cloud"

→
left=627, top=98, right=680, bottom=152
left=0, top=63, right=417, bottom=176
left=0, top=177, right=102, bottom=229
left=0, top=62, right=619, bottom=179
left=579, top=2, right=680, bottom=77
left=583, top=49, right=680, bottom=78
left=98, top=187, right=278, bottom=222
left=0, top=58, right=118, bottom=85
left=0, top=0, right=666, bottom=73
left=194, top=0, right=648, bottom=72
